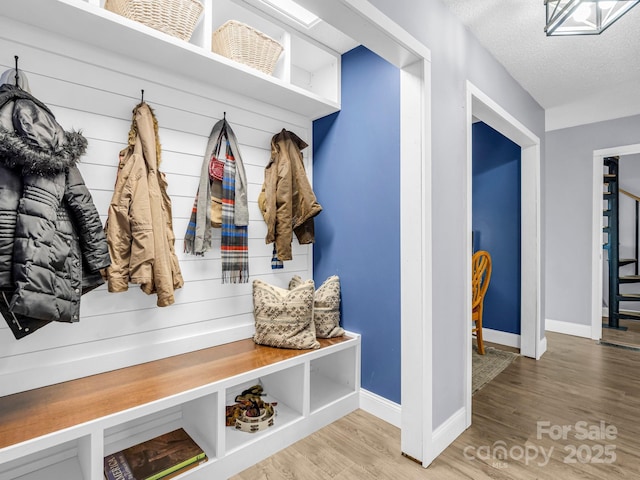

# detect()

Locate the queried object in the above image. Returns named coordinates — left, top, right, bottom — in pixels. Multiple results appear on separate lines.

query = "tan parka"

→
left=103, top=102, right=183, bottom=306
left=259, top=129, right=322, bottom=261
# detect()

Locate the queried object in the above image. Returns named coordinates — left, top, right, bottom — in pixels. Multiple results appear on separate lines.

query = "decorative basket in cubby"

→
left=212, top=20, right=284, bottom=75
left=104, top=0, right=204, bottom=41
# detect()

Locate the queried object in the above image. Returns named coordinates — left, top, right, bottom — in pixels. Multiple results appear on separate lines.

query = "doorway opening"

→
left=465, top=82, right=542, bottom=426
left=592, top=144, right=640, bottom=347
left=471, top=121, right=521, bottom=352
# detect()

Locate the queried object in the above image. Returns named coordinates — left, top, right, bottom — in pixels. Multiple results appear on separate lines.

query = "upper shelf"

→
left=0, top=0, right=342, bottom=120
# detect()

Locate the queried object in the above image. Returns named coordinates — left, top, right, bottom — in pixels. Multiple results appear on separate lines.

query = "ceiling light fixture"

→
left=545, top=0, right=639, bottom=35
left=257, top=0, right=320, bottom=28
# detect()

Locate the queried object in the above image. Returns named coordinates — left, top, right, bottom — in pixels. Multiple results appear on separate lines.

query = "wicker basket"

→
left=212, top=20, right=283, bottom=75
left=105, top=0, right=204, bottom=41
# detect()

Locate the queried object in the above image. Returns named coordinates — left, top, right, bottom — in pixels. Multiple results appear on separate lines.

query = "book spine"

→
left=104, top=452, right=135, bottom=480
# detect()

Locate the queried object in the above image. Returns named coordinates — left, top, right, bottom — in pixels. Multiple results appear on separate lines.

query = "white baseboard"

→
left=359, top=389, right=401, bottom=428
left=482, top=328, right=520, bottom=348
left=428, top=407, right=466, bottom=464
left=545, top=318, right=591, bottom=338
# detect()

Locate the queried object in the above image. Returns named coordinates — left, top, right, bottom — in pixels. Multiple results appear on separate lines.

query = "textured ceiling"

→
left=439, top=0, right=640, bottom=110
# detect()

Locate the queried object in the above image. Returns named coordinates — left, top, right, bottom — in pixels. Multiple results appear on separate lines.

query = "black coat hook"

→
left=14, top=55, right=19, bottom=87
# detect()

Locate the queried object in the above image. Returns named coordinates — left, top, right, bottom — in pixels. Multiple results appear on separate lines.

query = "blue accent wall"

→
left=313, top=46, right=401, bottom=403
left=472, top=122, right=521, bottom=334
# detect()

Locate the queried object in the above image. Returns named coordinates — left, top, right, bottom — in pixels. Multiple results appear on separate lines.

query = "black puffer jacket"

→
left=0, top=84, right=111, bottom=339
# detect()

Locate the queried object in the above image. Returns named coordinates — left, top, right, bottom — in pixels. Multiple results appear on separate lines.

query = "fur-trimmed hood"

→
left=0, top=84, right=87, bottom=176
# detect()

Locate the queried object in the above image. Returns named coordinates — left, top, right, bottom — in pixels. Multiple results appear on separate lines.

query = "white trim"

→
left=465, top=81, right=542, bottom=433
left=482, top=328, right=521, bottom=349
left=546, top=318, right=593, bottom=338
left=538, top=336, right=548, bottom=357
left=592, top=143, right=640, bottom=340
left=293, top=1, right=434, bottom=466
left=464, top=79, right=474, bottom=430
left=521, top=142, right=542, bottom=360
left=595, top=143, right=640, bottom=158
left=400, top=58, right=433, bottom=465
left=592, top=152, right=604, bottom=341
left=359, top=389, right=401, bottom=428
left=431, top=408, right=466, bottom=462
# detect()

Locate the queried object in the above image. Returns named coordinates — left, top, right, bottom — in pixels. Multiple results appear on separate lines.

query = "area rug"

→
left=472, top=346, right=519, bottom=395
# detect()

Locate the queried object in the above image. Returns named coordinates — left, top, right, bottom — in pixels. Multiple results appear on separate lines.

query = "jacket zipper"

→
left=1, top=291, right=22, bottom=331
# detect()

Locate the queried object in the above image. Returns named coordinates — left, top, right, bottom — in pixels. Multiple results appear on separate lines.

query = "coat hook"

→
left=141, top=89, right=144, bottom=103
left=14, top=55, right=19, bottom=87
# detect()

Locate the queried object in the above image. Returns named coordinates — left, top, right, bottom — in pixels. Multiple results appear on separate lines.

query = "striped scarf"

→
left=221, top=140, right=249, bottom=283
left=184, top=118, right=249, bottom=283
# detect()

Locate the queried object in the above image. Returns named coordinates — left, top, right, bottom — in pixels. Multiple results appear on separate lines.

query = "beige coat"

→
left=259, top=129, right=322, bottom=261
left=104, top=103, right=183, bottom=306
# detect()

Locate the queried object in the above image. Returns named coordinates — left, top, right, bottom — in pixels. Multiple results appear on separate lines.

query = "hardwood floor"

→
left=601, top=317, right=640, bottom=348
left=232, top=332, right=640, bottom=479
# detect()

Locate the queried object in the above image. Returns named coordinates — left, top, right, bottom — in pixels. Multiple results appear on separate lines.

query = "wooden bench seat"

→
left=0, top=336, right=353, bottom=451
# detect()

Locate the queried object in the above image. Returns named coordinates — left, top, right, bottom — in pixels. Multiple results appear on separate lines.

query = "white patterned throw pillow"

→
left=289, top=275, right=345, bottom=339
left=252, top=278, right=320, bottom=349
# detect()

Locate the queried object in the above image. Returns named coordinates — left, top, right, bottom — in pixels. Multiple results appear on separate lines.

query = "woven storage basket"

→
left=105, top=0, right=203, bottom=41
left=235, top=408, right=275, bottom=433
left=212, top=20, right=283, bottom=75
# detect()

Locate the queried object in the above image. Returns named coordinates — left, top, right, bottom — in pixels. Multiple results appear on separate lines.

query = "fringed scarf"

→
left=185, top=118, right=249, bottom=283
left=221, top=140, right=249, bottom=283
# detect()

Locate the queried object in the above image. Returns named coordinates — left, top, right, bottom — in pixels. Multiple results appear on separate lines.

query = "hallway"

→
left=234, top=332, right=640, bottom=479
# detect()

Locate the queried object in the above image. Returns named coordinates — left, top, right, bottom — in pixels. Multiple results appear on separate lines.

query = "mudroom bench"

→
left=0, top=334, right=360, bottom=480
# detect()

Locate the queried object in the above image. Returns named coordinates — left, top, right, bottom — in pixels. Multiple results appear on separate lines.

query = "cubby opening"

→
left=310, top=347, right=357, bottom=413
left=0, top=436, right=90, bottom=480
left=224, top=363, right=305, bottom=453
left=103, top=393, right=218, bottom=468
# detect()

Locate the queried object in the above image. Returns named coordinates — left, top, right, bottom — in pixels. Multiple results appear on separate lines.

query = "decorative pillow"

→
left=289, top=275, right=345, bottom=339
left=252, top=278, right=320, bottom=349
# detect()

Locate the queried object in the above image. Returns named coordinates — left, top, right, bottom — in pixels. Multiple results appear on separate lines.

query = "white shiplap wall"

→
left=0, top=17, right=314, bottom=396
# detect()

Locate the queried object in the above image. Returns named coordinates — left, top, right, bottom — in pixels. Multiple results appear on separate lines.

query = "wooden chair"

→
left=472, top=250, right=492, bottom=355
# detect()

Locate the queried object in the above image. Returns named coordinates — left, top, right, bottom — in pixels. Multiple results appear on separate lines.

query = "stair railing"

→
left=620, top=188, right=640, bottom=276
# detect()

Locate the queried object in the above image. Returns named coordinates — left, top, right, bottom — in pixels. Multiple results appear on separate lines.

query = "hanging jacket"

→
left=258, top=129, right=322, bottom=261
left=0, top=84, right=111, bottom=338
left=103, top=102, right=183, bottom=307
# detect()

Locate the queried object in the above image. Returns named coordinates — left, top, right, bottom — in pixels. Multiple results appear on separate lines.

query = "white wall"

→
left=0, top=17, right=313, bottom=396
left=366, top=0, right=545, bottom=430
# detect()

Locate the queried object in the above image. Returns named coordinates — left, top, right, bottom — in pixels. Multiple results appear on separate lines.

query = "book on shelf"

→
left=104, top=428, right=207, bottom=480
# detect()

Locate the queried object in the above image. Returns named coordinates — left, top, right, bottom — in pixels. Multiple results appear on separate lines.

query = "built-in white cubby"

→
left=2, top=0, right=345, bottom=119
left=310, top=345, right=358, bottom=413
left=0, top=1, right=360, bottom=478
left=0, top=437, right=89, bottom=480
left=0, top=335, right=360, bottom=480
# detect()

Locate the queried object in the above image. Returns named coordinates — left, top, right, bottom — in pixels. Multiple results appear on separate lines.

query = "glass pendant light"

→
left=545, top=0, right=639, bottom=35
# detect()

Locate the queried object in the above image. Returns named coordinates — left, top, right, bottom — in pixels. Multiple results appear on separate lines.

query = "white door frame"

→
left=295, top=0, right=434, bottom=466
left=591, top=143, right=640, bottom=340
left=400, top=58, right=432, bottom=464
left=465, top=82, right=543, bottom=425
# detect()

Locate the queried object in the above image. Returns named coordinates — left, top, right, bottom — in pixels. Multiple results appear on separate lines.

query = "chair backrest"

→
left=472, top=250, right=492, bottom=310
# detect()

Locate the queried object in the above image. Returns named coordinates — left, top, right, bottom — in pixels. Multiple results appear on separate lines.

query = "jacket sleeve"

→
left=274, top=151, right=293, bottom=261
left=104, top=150, right=154, bottom=292
left=65, top=164, right=111, bottom=272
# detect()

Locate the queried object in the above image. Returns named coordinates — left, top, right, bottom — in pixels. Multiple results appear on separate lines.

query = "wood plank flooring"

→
left=232, top=332, right=640, bottom=479
left=601, top=317, right=640, bottom=348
